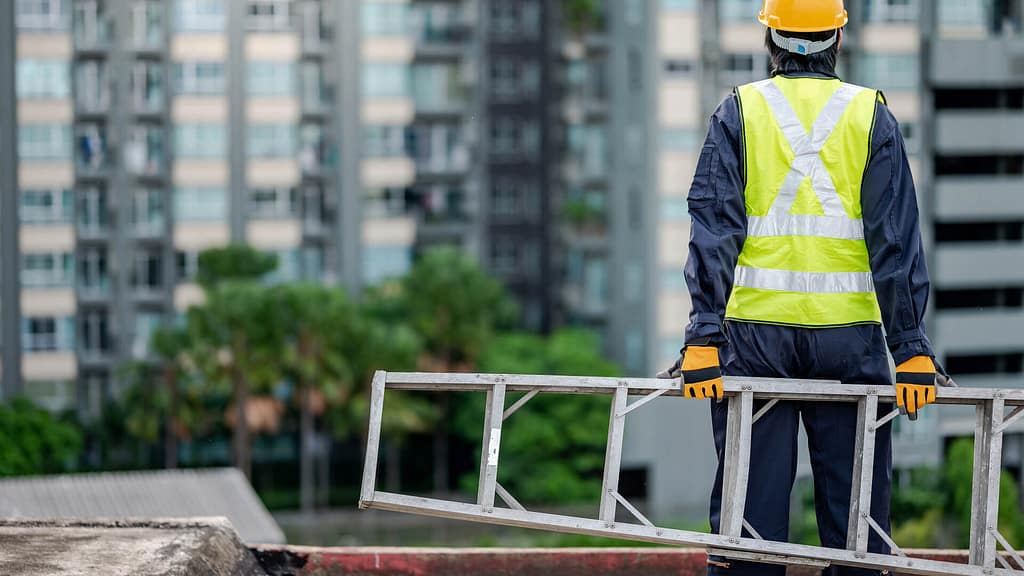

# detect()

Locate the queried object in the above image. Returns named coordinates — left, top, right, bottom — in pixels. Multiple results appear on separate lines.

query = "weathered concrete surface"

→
left=252, top=546, right=982, bottom=576
left=0, top=518, right=265, bottom=576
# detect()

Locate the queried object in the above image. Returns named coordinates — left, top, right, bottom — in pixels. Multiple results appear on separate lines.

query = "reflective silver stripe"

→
left=748, top=80, right=868, bottom=238
left=734, top=266, right=875, bottom=294
left=747, top=214, right=865, bottom=240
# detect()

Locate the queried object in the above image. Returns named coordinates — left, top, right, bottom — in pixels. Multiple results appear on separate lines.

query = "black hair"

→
left=765, top=28, right=841, bottom=76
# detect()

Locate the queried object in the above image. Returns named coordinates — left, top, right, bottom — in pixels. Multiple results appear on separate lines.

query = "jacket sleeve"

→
left=861, top=101, right=935, bottom=366
left=683, top=95, right=747, bottom=347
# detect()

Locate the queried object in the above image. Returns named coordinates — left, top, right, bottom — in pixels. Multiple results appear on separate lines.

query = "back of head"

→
left=765, top=28, right=841, bottom=76
left=758, top=0, right=846, bottom=76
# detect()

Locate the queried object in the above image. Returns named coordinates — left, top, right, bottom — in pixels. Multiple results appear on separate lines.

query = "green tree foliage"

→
left=945, top=437, right=1024, bottom=548
left=454, top=329, right=620, bottom=503
left=0, top=397, right=81, bottom=476
left=398, top=246, right=517, bottom=368
left=196, top=244, right=278, bottom=289
left=564, top=0, right=601, bottom=35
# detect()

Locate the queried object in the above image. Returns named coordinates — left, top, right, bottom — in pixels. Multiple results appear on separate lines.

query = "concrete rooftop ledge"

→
left=0, top=518, right=984, bottom=576
left=0, top=518, right=264, bottom=576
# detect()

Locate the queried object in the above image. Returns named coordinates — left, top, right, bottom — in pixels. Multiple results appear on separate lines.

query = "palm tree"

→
left=271, top=283, right=353, bottom=513
left=186, top=281, right=282, bottom=479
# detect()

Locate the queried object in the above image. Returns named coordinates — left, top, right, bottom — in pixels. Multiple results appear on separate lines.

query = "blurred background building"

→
left=1, top=0, right=1023, bottom=521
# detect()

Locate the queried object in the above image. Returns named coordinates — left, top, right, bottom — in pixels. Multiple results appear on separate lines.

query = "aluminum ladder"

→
left=359, top=371, right=1024, bottom=575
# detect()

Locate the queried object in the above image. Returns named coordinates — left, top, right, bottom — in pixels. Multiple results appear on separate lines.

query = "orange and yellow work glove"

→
left=895, top=356, right=937, bottom=421
left=655, top=346, right=723, bottom=400
left=682, top=346, right=723, bottom=400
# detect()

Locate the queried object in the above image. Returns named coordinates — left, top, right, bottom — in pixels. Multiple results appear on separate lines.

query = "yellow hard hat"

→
left=758, top=0, right=848, bottom=33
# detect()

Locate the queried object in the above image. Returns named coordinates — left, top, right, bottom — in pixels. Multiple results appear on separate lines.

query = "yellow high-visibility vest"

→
left=725, top=76, right=883, bottom=327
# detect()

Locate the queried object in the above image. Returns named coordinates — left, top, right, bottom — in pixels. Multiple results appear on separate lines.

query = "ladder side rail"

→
left=367, top=491, right=1019, bottom=576
left=599, top=385, right=629, bottom=524
left=969, top=401, right=992, bottom=565
left=477, top=382, right=507, bottom=511
left=720, top=391, right=754, bottom=538
left=382, top=373, right=1024, bottom=405
left=846, top=393, right=879, bottom=553
left=970, top=397, right=1006, bottom=568
left=358, top=370, right=388, bottom=509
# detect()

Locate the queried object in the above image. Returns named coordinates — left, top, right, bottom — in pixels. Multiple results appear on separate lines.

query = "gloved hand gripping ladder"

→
left=360, top=371, right=1024, bottom=575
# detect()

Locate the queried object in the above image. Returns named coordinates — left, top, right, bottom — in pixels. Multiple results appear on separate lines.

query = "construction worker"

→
left=658, top=1, right=943, bottom=574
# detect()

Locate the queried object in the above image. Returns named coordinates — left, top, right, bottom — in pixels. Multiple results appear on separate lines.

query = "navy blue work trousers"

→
left=707, top=322, right=894, bottom=576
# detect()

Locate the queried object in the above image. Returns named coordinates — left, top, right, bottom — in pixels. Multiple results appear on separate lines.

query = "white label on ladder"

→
left=487, top=428, right=502, bottom=466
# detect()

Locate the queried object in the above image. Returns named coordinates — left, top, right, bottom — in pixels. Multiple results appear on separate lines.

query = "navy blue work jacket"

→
left=683, top=71, right=935, bottom=366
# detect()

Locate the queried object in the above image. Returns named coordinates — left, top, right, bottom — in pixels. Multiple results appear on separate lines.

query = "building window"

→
left=661, top=128, right=697, bottom=151
left=364, top=63, right=409, bottom=98
left=16, top=59, right=70, bottom=99
left=131, top=250, right=164, bottom=292
left=22, top=252, right=74, bottom=287
left=131, top=188, right=166, bottom=236
left=661, top=197, right=689, bottom=221
left=493, top=178, right=535, bottom=218
left=247, top=0, right=291, bottom=30
left=900, top=121, right=919, bottom=155
left=663, top=59, right=696, bottom=80
left=76, top=123, right=109, bottom=170
left=363, top=246, right=412, bottom=284
left=129, top=61, right=164, bottom=112
left=364, top=125, right=408, bottom=157
left=129, top=1, right=164, bottom=47
left=723, top=53, right=771, bottom=87
left=22, top=316, right=74, bottom=352
left=125, top=124, right=165, bottom=175
left=264, top=249, right=300, bottom=284
left=491, top=118, right=540, bottom=158
left=719, top=0, right=761, bottom=23
left=857, top=54, right=919, bottom=90
left=20, top=189, right=73, bottom=223
left=248, top=124, right=296, bottom=158
left=78, top=187, right=108, bottom=233
left=25, top=379, right=76, bottom=413
left=16, top=0, right=69, bottom=30
left=363, top=187, right=410, bottom=217
left=248, top=61, right=295, bottom=96
left=861, top=0, right=917, bottom=23
left=133, top=311, right=163, bottom=359
left=79, top=248, right=109, bottom=295
left=75, top=60, right=109, bottom=111
left=567, top=124, right=606, bottom=178
left=81, top=310, right=111, bottom=355
left=411, top=63, right=464, bottom=110
left=174, top=187, right=226, bottom=221
left=661, top=0, right=697, bottom=11
left=250, top=187, right=297, bottom=218
left=363, top=0, right=408, bottom=36
left=176, top=250, right=199, bottom=281
left=173, top=0, right=225, bottom=32
left=490, top=0, right=539, bottom=40
left=18, top=124, right=71, bottom=160
left=661, top=268, right=688, bottom=292
left=174, top=61, right=225, bottom=95
left=174, top=123, right=225, bottom=158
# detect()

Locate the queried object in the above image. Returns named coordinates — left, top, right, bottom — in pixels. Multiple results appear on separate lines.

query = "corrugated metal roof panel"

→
left=0, top=468, right=284, bottom=544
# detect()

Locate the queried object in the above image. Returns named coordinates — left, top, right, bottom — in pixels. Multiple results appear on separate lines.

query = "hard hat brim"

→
left=758, top=10, right=848, bottom=33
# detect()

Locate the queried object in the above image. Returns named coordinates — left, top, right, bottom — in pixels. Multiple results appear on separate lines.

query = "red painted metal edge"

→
left=251, top=546, right=974, bottom=576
